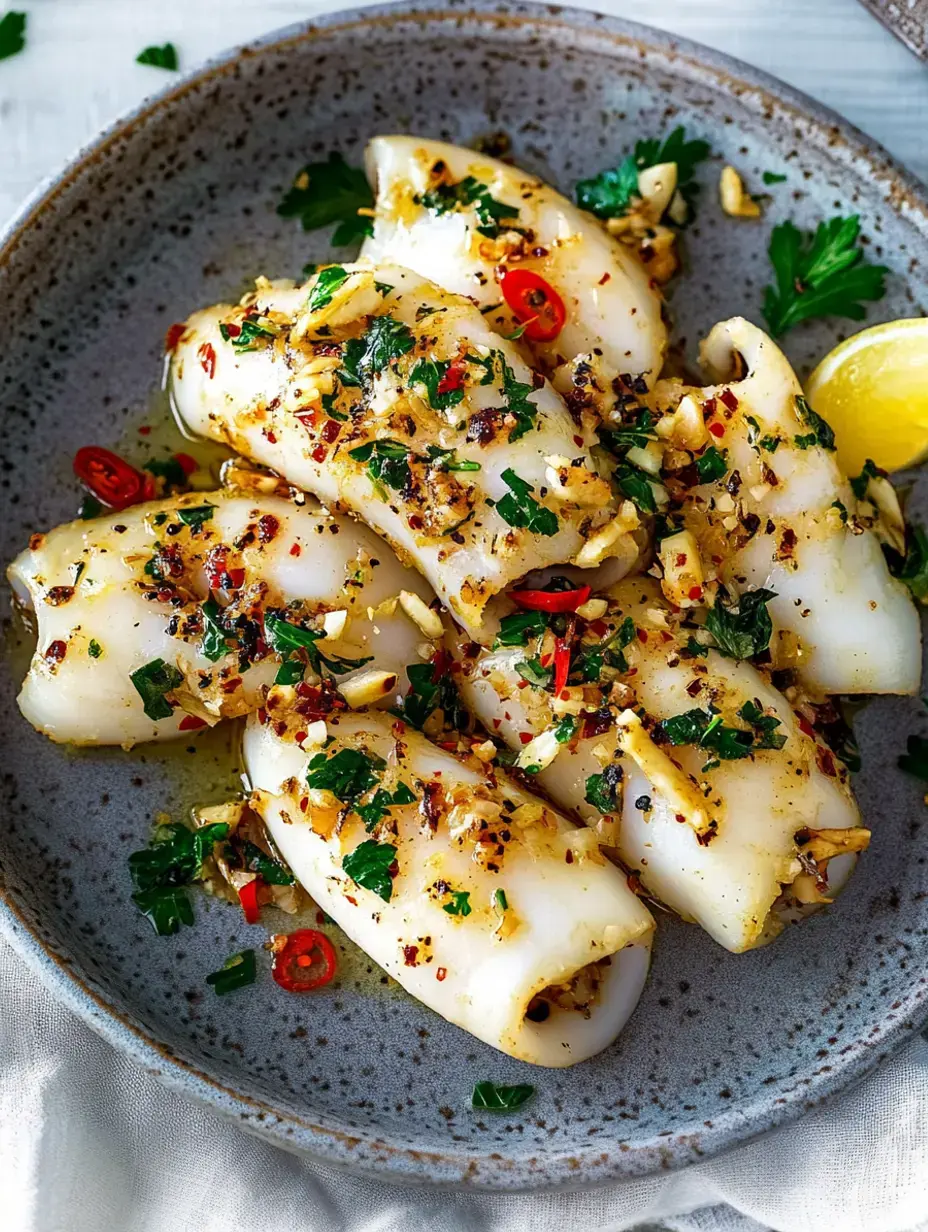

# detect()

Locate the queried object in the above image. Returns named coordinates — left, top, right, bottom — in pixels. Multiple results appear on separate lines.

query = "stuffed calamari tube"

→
left=243, top=706, right=654, bottom=1065
left=636, top=316, right=920, bottom=696
left=361, top=136, right=667, bottom=386
left=8, top=489, right=432, bottom=747
left=452, top=577, right=867, bottom=952
left=171, top=263, right=643, bottom=638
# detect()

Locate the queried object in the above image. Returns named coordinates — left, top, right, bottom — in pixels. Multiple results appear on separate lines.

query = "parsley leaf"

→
left=495, top=609, right=548, bottom=647
left=659, top=707, right=755, bottom=761
left=575, top=156, right=639, bottom=219
left=443, top=890, right=472, bottom=917
left=338, top=316, right=415, bottom=388
left=342, top=839, right=397, bottom=901
left=0, top=10, right=25, bottom=61
left=426, top=445, right=481, bottom=473
left=695, top=445, right=729, bottom=484
left=616, top=464, right=657, bottom=513
left=762, top=216, right=889, bottom=337
left=356, top=782, right=417, bottom=831
left=128, top=821, right=230, bottom=936
left=277, top=152, right=374, bottom=245
left=575, top=126, right=709, bottom=221
left=897, top=526, right=928, bottom=603
left=236, top=840, right=295, bottom=886
left=471, top=1081, right=535, bottom=1112
left=219, top=317, right=277, bottom=350
left=349, top=438, right=410, bottom=492
left=199, top=597, right=228, bottom=663
left=206, top=949, right=257, bottom=996
left=585, top=763, right=624, bottom=813
left=131, top=887, right=193, bottom=936
left=899, top=734, right=928, bottom=781
left=417, top=176, right=518, bottom=239
left=88, top=639, right=103, bottom=660
left=794, top=395, right=835, bottom=451
left=136, top=43, right=177, bottom=70
left=763, top=171, right=787, bottom=185
left=738, top=699, right=787, bottom=750
left=599, top=408, right=657, bottom=454
left=496, top=469, right=558, bottom=536
left=851, top=457, right=882, bottom=500
left=265, top=611, right=373, bottom=677
left=515, top=657, right=552, bottom=688
left=704, top=588, right=775, bottom=660
left=498, top=353, right=540, bottom=441
left=306, top=265, right=349, bottom=311
left=306, top=748, right=385, bottom=803
left=396, top=662, right=469, bottom=732
left=411, top=358, right=467, bottom=412
left=177, top=503, right=215, bottom=530
left=130, top=658, right=183, bottom=721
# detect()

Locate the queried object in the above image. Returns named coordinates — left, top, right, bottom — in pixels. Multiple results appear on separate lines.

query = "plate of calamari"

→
left=3, top=1, right=928, bottom=1189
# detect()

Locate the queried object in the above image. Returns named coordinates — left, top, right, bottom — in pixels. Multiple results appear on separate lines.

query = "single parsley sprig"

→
left=575, top=126, right=709, bottom=222
left=278, top=152, right=374, bottom=247
left=0, top=10, right=26, bottom=61
left=761, top=216, right=889, bottom=337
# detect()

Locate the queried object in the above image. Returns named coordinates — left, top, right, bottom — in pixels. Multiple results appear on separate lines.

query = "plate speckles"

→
left=1, top=0, right=928, bottom=1190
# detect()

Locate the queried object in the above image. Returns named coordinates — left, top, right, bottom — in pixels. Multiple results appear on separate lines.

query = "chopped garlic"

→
left=321, top=609, right=348, bottom=640
left=615, top=709, right=712, bottom=834
left=573, top=502, right=640, bottom=567
left=719, top=166, right=761, bottom=219
left=655, top=394, right=709, bottom=451
left=516, top=728, right=562, bottom=772
left=291, top=269, right=381, bottom=340
left=339, top=669, right=399, bottom=708
left=543, top=456, right=614, bottom=507
left=637, top=162, right=678, bottom=220
left=625, top=440, right=664, bottom=475
left=301, top=720, right=328, bottom=748
left=471, top=739, right=498, bottom=763
left=658, top=530, right=705, bottom=607
left=575, top=597, right=608, bottom=621
left=398, top=590, right=443, bottom=639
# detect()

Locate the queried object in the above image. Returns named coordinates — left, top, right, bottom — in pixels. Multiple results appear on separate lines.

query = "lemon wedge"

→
left=805, top=319, right=928, bottom=476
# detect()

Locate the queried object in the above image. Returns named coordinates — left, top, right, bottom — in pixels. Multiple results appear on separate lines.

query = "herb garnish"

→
left=615, top=464, right=658, bottom=513
left=417, top=176, right=518, bottom=239
left=426, top=445, right=481, bottom=473
left=277, top=152, right=374, bottom=246
left=136, top=43, right=177, bottom=70
left=177, top=503, right=215, bottom=530
left=342, top=839, right=397, bottom=901
left=338, top=316, right=415, bottom=388
left=575, top=126, right=710, bottom=222
left=350, top=438, right=411, bottom=493
left=471, top=1081, right=535, bottom=1112
left=199, top=597, right=228, bottom=663
left=494, top=609, right=548, bottom=648
left=585, top=763, right=624, bottom=813
left=206, top=949, right=257, bottom=995
left=265, top=611, right=373, bottom=677
left=396, top=661, right=469, bottom=731
left=497, top=353, right=540, bottom=442
left=356, top=782, right=417, bottom=831
left=850, top=457, right=882, bottom=500
left=130, top=658, right=183, bottom=721
left=410, top=358, right=467, bottom=412
left=762, top=216, right=889, bottom=337
left=896, top=526, right=928, bottom=603
left=794, top=395, right=835, bottom=451
left=703, top=588, right=775, bottom=661
left=0, top=10, right=25, bottom=61
left=88, top=639, right=103, bottom=659
left=695, top=445, right=729, bottom=484
left=306, top=265, right=350, bottom=311
left=496, top=469, right=558, bottom=537
left=306, top=747, right=386, bottom=803
left=128, top=821, right=230, bottom=936
left=600, top=409, right=657, bottom=454
left=219, top=317, right=277, bottom=350
left=494, top=889, right=508, bottom=911
left=236, top=840, right=295, bottom=886
left=443, top=890, right=472, bottom=917
left=659, top=707, right=756, bottom=763
left=763, top=172, right=787, bottom=185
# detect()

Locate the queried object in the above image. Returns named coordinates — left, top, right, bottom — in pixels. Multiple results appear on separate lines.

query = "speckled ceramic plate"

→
left=2, top=0, right=928, bottom=1191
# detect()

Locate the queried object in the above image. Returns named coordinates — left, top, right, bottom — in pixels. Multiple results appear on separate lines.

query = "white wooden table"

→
left=0, top=0, right=926, bottom=234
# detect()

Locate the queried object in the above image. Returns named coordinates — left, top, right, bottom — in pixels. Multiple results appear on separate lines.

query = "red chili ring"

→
left=271, top=928, right=337, bottom=993
left=498, top=267, right=567, bottom=343
left=73, top=446, right=154, bottom=511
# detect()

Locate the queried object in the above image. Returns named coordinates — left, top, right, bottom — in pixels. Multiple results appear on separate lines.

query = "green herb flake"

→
left=616, top=464, right=658, bottom=514
left=498, top=353, right=540, bottom=442
left=128, top=820, right=230, bottom=936
left=338, top=315, right=415, bottom=388
left=576, top=126, right=709, bottom=222
left=471, top=1081, right=535, bottom=1113
left=238, top=840, right=295, bottom=886
left=554, top=715, right=578, bottom=744
left=79, top=495, right=103, bottom=520
left=763, top=172, right=787, bottom=185
left=88, top=639, right=103, bottom=660
left=306, top=265, right=350, bottom=311
left=695, top=445, right=729, bottom=484
left=0, top=9, right=25, bottom=63
left=356, top=782, right=417, bottom=831
left=494, top=609, right=548, bottom=648
left=659, top=707, right=755, bottom=761
left=131, top=887, right=194, bottom=936
left=342, top=839, right=397, bottom=902
left=307, top=747, right=385, bottom=804
left=396, top=662, right=468, bottom=732
left=794, top=395, right=836, bottom=451
left=411, top=358, right=467, bottom=412
left=130, top=658, right=183, bottom=721
left=443, top=890, right=472, bottom=917
left=417, top=176, right=518, bottom=239
left=277, top=152, right=374, bottom=246
left=219, top=317, right=276, bottom=351
left=494, top=889, right=508, bottom=911
left=704, top=588, right=776, bottom=661
left=206, top=949, right=257, bottom=996
left=584, top=763, right=624, bottom=814
left=350, top=438, right=411, bottom=493
left=515, top=657, right=552, bottom=688
left=199, top=597, right=228, bottom=663
left=738, top=699, right=787, bottom=750
left=136, top=42, right=177, bottom=70
left=899, top=734, right=928, bottom=781
left=762, top=216, right=889, bottom=337
left=850, top=457, right=882, bottom=500
left=496, top=468, right=558, bottom=537
left=897, top=526, right=928, bottom=603
left=177, top=503, right=215, bottom=530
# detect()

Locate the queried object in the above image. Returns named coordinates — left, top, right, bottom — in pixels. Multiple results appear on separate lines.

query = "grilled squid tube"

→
left=243, top=707, right=654, bottom=1065
left=453, top=577, right=866, bottom=952
left=171, top=263, right=642, bottom=638
left=8, top=490, right=432, bottom=747
left=645, top=316, right=920, bottom=695
left=361, top=136, right=667, bottom=387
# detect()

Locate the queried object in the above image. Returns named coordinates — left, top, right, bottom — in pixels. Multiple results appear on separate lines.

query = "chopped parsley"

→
left=349, top=438, right=411, bottom=493
left=306, top=747, right=386, bottom=803
left=396, top=661, right=469, bottom=731
left=850, top=457, right=882, bottom=500
left=0, top=10, right=25, bottom=61
left=206, top=949, right=257, bottom=995
left=236, top=840, right=295, bottom=886
left=88, top=639, right=103, bottom=659
left=80, top=495, right=103, bottom=520
left=575, top=126, right=709, bottom=222
left=443, top=890, right=472, bottom=917
left=695, top=445, right=729, bottom=484
left=417, top=176, right=518, bottom=239
left=277, top=152, right=374, bottom=246
left=199, top=597, right=228, bottom=662
left=615, top=464, right=658, bottom=513
left=342, top=839, right=397, bottom=902
left=554, top=715, right=578, bottom=744
left=218, top=317, right=277, bottom=350
left=704, top=588, right=775, bottom=661
left=738, top=699, right=787, bottom=750
left=600, top=408, right=657, bottom=453
left=338, top=315, right=415, bottom=388
left=794, top=395, right=835, bottom=451
left=306, top=265, right=349, bottom=311
left=899, top=734, right=928, bottom=781
left=471, top=1081, right=535, bottom=1112
left=410, top=358, right=467, bottom=412
left=496, top=469, right=558, bottom=537
left=177, top=503, right=215, bottom=530
left=145, top=456, right=189, bottom=488
left=494, top=889, right=508, bottom=911
left=762, top=216, right=889, bottom=337
left=763, top=171, right=787, bottom=185
left=896, top=526, right=928, bottom=603
left=136, top=42, right=177, bottom=70
left=130, top=658, right=183, bottom=721
left=128, top=820, right=230, bottom=936
left=494, top=609, right=548, bottom=648
left=573, top=615, right=636, bottom=680
left=498, top=353, right=540, bottom=442
left=426, top=445, right=481, bottom=473
left=584, top=763, right=623, bottom=814
left=264, top=610, right=373, bottom=677
left=659, top=706, right=755, bottom=763
left=515, top=657, right=552, bottom=688
left=356, top=782, right=417, bottom=831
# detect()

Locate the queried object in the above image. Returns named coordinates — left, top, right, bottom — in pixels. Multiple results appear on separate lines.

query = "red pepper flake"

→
left=223, top=321, right=242, bottom=339
left=702, top=396, right=718, bottom=417
left=289, top=543, right=302, bottom=557
left=138, top=425, right=151, bottom=436
left=553, top=639, right=571, bottom=695
left=436, top=360, right=466, bottom=395
left=299, top=796, right=309, bottom=812
left=588, top=619, right=608, bottom=637
left=44, top=639, right=67, bottom=664
left=295, top=730, right=307, bottom=745
left=798, top=716, right=816, bottom=739
left=312, top=444, right=327, bottom=463
left=178, top=715, right=208, bottom=732
left=816, top=746, right=837, bottom=777
left=573, top=434, right=584, bottom=448
left=719, top=388, right=739, bottom=412
left=197, top=342, right=216, bottom=378
left=164, top=322, right=187, bottom=353
left=637, top=628, right=648, bottom=643
left=265, top=430, right=277, bottom=444
left=321, top=419, right=341, bottom=444
left=257, top=707, right=268, bottom=725
left=238, top=878, right=261, bottom=925
left=408, top=514, right=424, bottom=531
left=688, top=585, right=703, bottom=601
left=220, top=676, right=243, bottom=694
left=175, top=452, right=198, bottom=476
left=436, top=967, right=447, bottom=982
left=518, top=731, right=533, bottom=745
left=403, top=945, right=419, bottom=967
left=565, top=849, right=574, bottom=864
left=708, top=422, right=725, bottom=439
left=258, top=513, right=280, bottom=544
left=598, top=272, right=612, bottom=285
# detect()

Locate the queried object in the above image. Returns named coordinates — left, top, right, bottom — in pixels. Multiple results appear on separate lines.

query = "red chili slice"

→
left=164, top=323, right=187, bottom=353
left=498, top=268, right=567, bottom=342
left=509, top=584, right=590, bottom=613
left=73, top=446, right=155, bottom=511
left=178, top=714, right=208, bottom=732
left=238, top=879, right=261, bottom=925
left=271, top=928, right=337, bottom=992
left=553, top=638, right=571, bottom=696
left=437, top=359, right=466, bottom=395
left=198, top=342, right=216, bottom=378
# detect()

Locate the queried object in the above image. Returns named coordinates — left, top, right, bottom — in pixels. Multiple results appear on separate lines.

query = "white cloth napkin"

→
left=2, top=935, right=928, bottom=1232
left=4, top=2, right=928, bottom=1230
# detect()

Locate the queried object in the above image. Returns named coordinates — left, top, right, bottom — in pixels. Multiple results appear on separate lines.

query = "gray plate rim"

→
left=1, top=0, right=927, bottom=1190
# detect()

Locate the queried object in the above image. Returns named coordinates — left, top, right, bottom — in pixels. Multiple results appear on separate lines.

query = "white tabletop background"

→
left=2, top=3, right=928, bottom=1232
